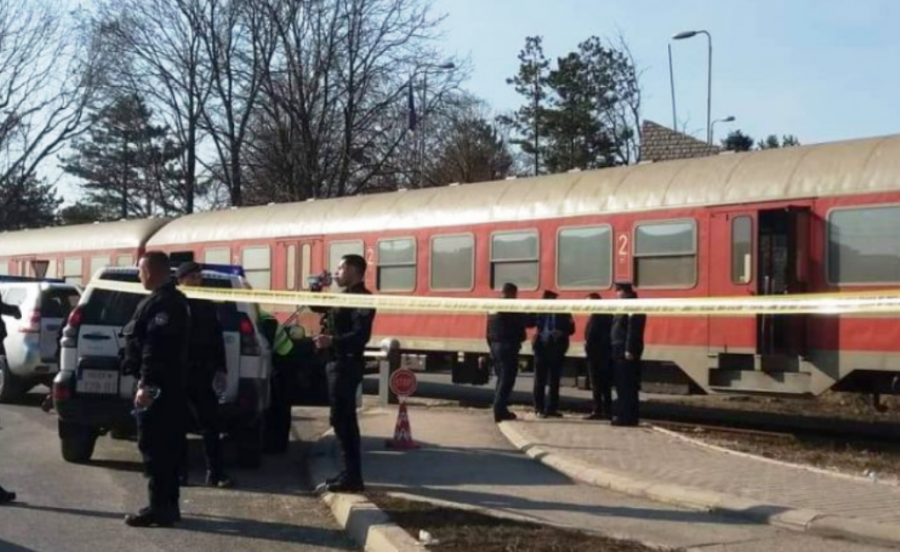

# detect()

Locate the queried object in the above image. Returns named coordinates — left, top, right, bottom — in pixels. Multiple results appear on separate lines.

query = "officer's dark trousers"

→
left=138, top=395, right=184, bottom=516
left=182, top=374, right=224, bottom=478
left=490, top=343, right=520, bottom=418
left=613, top=353, right=640, bottom=424
left=587, top=351, right=613, bottom=417
left=264, top=356, right=295, bottom=453
left=326, top=358, right=363, bottom=483
left=533, top=344, right=566, bottom=415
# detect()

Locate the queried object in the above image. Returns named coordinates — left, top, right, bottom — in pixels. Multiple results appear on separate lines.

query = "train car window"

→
left=557, top=225, right=612, bottom=289
left=90, top=255, right=109, bottom=280
left=242, top=246, right=272, bottom=290
left=204, top=247, right=231, bottom=265
left=731, top=217, right=753, bottom=284
left=286, top=245, right=297, bottom=290
left=63, top=257, right=83, bottom=285
left=47, top=259, right=58, bottom=278
left=301, top=244, right=311, bottom=290
left=377, top=238, right=416, bottom=292
left=116, top=255, right=133, bottom=267
left=431, top=234, right=474, bottom=291
left=633, top=221, right=696, bottom=288
left=828, top=205, right=900, bottom=284
left=490, top=230, right=539, bottom=291
left=0, top=261, right=7, bottom=276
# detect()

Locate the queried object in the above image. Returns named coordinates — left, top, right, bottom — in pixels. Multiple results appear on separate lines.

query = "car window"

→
left=202, top=277, right=240, bottom=331
left=81, top=290, right=145, bottom=327
left=41, top=288, right=80, bottom=318
left=1, top=287, right=27, bottom=307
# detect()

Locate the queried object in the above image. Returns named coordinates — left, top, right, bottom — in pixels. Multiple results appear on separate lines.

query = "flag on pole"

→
left=407, top=80, right=417, bottom=131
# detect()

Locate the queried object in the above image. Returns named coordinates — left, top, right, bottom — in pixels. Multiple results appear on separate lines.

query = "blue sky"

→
left=431, top=0, right=900, bottom=145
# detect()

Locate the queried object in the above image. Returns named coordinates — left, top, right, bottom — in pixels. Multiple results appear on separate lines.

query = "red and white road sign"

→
left=389, top=368, right=417, bottom=397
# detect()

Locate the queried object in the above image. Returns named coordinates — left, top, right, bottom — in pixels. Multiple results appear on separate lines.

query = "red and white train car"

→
left=0, top=219, right=170, bottom=284
left=141, top=134, right=900, bottom=396
left=2, top=134, right=899, bottom=395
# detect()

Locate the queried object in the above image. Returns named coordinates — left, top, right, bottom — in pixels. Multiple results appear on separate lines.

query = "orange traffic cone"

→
left=385, top=401, right=419, bottom=450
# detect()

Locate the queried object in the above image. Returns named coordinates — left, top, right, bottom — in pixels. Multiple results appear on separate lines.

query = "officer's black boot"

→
left=0, top=485, right=16, bottom=504
left=205, top=470, right=234, bottom=489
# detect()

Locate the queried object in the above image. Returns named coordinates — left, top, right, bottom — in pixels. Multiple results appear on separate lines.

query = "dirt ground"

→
left=662, top=424, right=900, bottom=481
left=649, top=390, right=900, bottom=424
left=366, top=492, right=669, bottom=552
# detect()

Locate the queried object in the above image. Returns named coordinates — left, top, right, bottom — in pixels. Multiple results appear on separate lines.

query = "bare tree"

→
left=194, top=0, right=278, bottom=207
left=245, top=0, right=460, bottom=203
left=0, top=0, right=99, bottom=193
left=94, top=0, right=213, bottom=214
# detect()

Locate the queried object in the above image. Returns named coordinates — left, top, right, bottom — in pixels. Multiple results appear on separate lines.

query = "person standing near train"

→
left=584, top=293, right=614, bottom=420
left=486, top=283, right=531, bottom=422
left=313, top=254, right=375, bottom=493
left=610, top=282, right=645, bottom=426
left=531, top=290, right=574, bottom=419
left=0, top=293, right=21, bottom=504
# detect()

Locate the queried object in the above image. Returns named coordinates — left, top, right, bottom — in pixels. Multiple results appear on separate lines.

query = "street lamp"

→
left=418, top=61, right=456, bottom=187
left=710, top=115, right=735, bottom=144
left=671, top=30, right=713, bottom=144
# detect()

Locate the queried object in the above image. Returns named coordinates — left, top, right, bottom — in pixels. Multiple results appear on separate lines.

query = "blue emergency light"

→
left=0, top=275, right=66, bottom=284
left=198, top=264, right=246, bottom=277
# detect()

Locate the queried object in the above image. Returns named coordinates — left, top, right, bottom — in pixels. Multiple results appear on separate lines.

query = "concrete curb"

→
left=309, top=430, right=422, bottom=552
left=497, top=420, right=900, bottom=550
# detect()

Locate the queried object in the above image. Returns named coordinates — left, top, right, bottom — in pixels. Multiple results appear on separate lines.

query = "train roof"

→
left=0, top=218, right=171, bottom=257
left=145, top=133, right=900, bottom=246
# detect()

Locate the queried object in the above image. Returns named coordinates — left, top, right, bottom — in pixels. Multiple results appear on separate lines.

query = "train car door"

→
left=277, top=238, right=323, bottom=292
left=757, top=206, right=810, bottom=356
left=708, top=211, right=757, bottom=353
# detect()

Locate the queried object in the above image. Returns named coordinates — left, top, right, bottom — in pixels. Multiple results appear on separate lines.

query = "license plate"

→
left=76, top=370, right=119, bottom=395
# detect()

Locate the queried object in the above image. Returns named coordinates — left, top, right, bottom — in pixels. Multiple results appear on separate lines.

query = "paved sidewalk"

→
left=311, top=404, right=892, bottom=551
left=501, top=416, right=900, bottom=545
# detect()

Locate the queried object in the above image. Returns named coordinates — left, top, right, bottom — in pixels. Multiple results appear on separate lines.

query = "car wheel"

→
left=58, top=420, right=98, bottom=463
left=0, top=358, right=22, bottom=403
left=236, top=419, right=263, bottom=469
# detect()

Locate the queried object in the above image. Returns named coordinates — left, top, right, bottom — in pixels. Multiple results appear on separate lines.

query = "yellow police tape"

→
left=88, top=279, right=900, bottom=317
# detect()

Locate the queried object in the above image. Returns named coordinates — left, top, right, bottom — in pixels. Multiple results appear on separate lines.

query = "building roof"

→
left=0, top=218, right=171, bottom=257
left=640, top=120, right=720, bottom=162
left=145, top=133, right=900, bottom=247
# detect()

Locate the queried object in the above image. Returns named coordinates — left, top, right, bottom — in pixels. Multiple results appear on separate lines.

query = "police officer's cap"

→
left=614, top=281, right=634, bottom=293
left=176, top=261, right=202, bottom=279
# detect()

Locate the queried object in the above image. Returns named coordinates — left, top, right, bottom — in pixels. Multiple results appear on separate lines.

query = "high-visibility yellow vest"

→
left=259, top=310, right=294, bottom=357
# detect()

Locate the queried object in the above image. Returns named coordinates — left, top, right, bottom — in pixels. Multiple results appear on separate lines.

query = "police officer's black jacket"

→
left=584, top=313, right=614, bottom=357
left=611, top=313, right=646, bottom=360
left=186, top=298, right=226, bottom=378
left=318, top=282, right=375, bottom=359
left=486, top=311, right=531, bottom=346
left=0, top=297, right=20, bottom=343
left=532, top=313, right=575, bottom=352
left=122, top=282, right=191, bottom=392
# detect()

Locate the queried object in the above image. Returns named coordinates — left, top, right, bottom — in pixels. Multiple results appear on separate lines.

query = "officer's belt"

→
left=88, top=280, right=900, bottom=317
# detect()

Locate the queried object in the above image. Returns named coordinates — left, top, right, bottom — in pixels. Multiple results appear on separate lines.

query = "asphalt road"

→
left=0, top=392, right=356, bottom=552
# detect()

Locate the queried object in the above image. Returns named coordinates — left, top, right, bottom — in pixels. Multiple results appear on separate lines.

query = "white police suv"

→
left=0, top=277, right=81, bottom=402
left=54, top=266, right=273, bottom=468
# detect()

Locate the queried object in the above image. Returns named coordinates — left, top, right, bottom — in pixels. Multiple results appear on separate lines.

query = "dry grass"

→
left=366, top=492, right=670, bottom=552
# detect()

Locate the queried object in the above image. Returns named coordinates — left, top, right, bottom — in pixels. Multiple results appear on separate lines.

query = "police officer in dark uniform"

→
left=313, top=254, right=375, bottom=493
left=0, top=293, right=21, bottom=504
left=584, top=293, right=614, bottom=420
left=486, top=283, right=531, bottom=423
left=176, top=262, right=233, bottom=488
left=123, top=251, right=191, bottom=527
left=610, top=282, right=646, bottom=427
left=531, top=290, right=574, bottom=418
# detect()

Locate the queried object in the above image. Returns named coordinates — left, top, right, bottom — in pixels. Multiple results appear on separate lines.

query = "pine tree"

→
left=61, top=94, right=183, bottom=220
